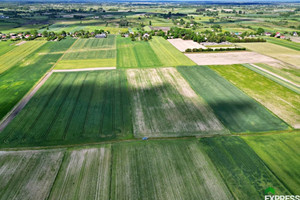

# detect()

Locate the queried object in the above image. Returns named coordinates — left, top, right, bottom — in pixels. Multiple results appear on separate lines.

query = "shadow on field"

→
left=0, top=72, right=288, bottom=148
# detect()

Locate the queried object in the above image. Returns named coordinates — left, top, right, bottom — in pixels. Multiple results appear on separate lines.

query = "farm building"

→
left=95, top=33, right=107, bottom=38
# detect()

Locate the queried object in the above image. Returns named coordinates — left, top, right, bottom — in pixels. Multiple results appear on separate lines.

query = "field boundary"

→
left=0, top=71, right=53, bottom=132
left=249, top=64, right=300, bottom=88
left=53, top=67, right=116, bottom=72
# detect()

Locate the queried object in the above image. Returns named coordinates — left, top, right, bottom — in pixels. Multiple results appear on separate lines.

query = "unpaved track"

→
left=0, top=71, right=53, bottom=132
left=250, top=64, right=300, bottom=88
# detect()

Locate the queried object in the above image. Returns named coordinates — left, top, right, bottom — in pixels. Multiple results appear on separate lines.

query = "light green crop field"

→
left=177, top=66, right=288, bottom=133
left=255, top=63, right=300, bottom=86
left=0, top=150, right=64, bottom=200
left=266, top=38, right=300, bottom=51
left=243, top=132, right=300, bottom=194
left=117, top=36, right=195, bottom=68
left=211, top=65, right=299, bottom=129
left=49, top=146, right=111, bottom=200
left=56, top=35, right=117, bottom=69
left=111, top=140, right=233, bottom=200
left=0, top=41, right=46, bottom=74
left=70, top=35, right=116, bottom=50
left=243, top=64, right=300, bottom=94
left=238, top=42, right=300, bottom=66
left=0, top=70, right=132, bottom=147
left=200, top=136, right=291, bottom=199
left=0, top=41, right=16, bottom=56
left=0, top=39, right=75, bottom=120
left=127, top=68, right=227, bottom=137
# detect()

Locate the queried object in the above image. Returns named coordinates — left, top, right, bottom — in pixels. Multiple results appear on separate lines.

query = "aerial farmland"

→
left=0, top=1, right=300, bottom=200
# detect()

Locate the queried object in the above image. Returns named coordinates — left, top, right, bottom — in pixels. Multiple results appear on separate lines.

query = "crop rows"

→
left=0, top=41, right=46, bottom=74
left=63, top=49, right=116, bottom=60
left=0, top=39, right=75, bottom=120
left=111, top=140, right=233, bottom=200
left=0, top=70, right=132, bottom=147
left=117, top=36, right=195, bottom=68
left=200, top=136, right=291, bottom=199
left=211, top=64, right=300, bottom=128
left=127, top=67, right=227, bottom=137
left=243, top=132, right=300, bottom=194
left=71, top=35, right=116, bottom=50
left=266, top=37, right=300, bottom=51
left=177, top=66, right=288, bottom=133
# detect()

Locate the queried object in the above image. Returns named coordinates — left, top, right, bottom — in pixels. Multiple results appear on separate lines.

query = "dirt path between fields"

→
left=0, top=71, right=53, bottom=132
left=250, top=64, right=300, bottom=88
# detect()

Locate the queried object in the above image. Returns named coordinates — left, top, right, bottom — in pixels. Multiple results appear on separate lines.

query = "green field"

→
left=56, top=35, right=117, bottom=69
left=49, top=146, right=111, bottom=200
left=0, top=41, right=46, bottom=74
left=0, top=70, right=132, bottom=147
left=0, top=39, right=75, bottom=120
left=243, top=132, right=300, bottom=194
left=267, top=38, right=300, bottom=51
left=127, top=68, right=227, bottom=137
left=111, top=140, right=233, bottom=200
left=117, top=36, right=195, bottom=68
left=0, top=41, right=16, bottom=56
left=238, top=42, right=300, bottom=66
left=255, top=63, right=300, bottom=86
left=200, top=136, right=291, bottom=199
left=0, top=150, right=64, bottom=200
left=70, top=35, right=116, bottom=50
left=177, top=66, right=288, bottom=133
left=211, top=65, right=299, bottom=129
left=243, top=64, right=300, bottom=94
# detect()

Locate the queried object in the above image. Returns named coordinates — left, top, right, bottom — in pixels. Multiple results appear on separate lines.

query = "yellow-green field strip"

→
left=53, top=67, right=116, bottom=72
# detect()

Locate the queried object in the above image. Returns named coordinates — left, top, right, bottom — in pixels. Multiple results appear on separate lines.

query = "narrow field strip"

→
left=0, top=70, right=132, bottom=147
left=127, top=67, right=228, bottom=137
left=111, top=140, right=233, bottom=200
left=243, top=132, right=300, bottom=194
left=55, top=59, right=116, bottom=69
left=178, top=66, right=288, bottom=133
left=0, top=149, right=64, bottom=200
left=266, top=38, right=300, bottom=51
left=53, top=67, right=116, bottom=72
left=200, top=136, right=291, bottom=199
left=244, top=64, right=300, bottom=94
left=48, top=146, right=111, bottom=200
left=211, top=64, right=300, bottom=129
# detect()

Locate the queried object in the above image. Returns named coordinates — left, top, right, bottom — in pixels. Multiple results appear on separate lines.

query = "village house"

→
left=95, top=33, right=107, bottom=38
left=275, top=32, right=281, bottom=38
left=265, top=32, right=272, bottom=36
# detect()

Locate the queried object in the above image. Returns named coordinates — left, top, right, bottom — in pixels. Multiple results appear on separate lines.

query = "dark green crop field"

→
left=178, top=66, right=289, bottom=133
left=200, top=136, right=291, bottom=199
left=0, top=39, right=75, bottom=121
left=0, top=70, right=132, bottom=147
left=243, top=132, right=300, bottom=194
left=111, top=140, right=233, bottom=200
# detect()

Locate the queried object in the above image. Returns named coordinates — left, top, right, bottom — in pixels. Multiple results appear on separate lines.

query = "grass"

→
left=177, top=66, right=288, bottom=133
left=0, top=149, right=64, bottom=200
left=0, top=70, right=132, bottom=147
left=211, top=64, right=299, bottom=129
left=48, top=146, right=111, bottom=200
left=238, top=42, right=300, bottom=66
left=199, top=136, right=291, bottom=199
left=56, top=35, right=117, bottom=69
left=243, top=64, right=300, bottom=95
left=0, top=39, right=75, bottom=121
left=0, top=41, right=46, bottom=74
left=243, top=132, right=300, bottom=195
left=111, top=140, right=233, bottom=200
left=127, top=68, right=227, bottom=137
left=266, top=37, right=300, bottom=51
left=117, top=36, right=195, bottom=68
